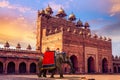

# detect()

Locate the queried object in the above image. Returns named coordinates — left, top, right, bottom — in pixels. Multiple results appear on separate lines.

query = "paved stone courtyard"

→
left=0, top=74, right=120, bottom=80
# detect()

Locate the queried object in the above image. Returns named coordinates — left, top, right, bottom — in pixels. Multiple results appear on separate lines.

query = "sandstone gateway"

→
left=0, top=6, right=119, bottom=74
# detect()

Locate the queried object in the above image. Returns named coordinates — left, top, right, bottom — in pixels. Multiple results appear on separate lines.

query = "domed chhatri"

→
left=16, top=43, right=21, bottom=49
left=45, top=5, right=53, bottom=15
left=27, top=44, right=32, bottom=50
left=84, top=22, right=90, bottom=29
left=38, top=9, right=45, bottom=16
left=68, top=13, right=76, bottom=21
left=56, top=8, right=67, bottom=18
left=4, top=41, right=10, bottom=48
left=76, top=19, right=83, bottom=27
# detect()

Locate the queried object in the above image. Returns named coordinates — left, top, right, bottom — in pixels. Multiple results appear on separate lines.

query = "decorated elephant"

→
left=37, top=52, right=75, bottom=78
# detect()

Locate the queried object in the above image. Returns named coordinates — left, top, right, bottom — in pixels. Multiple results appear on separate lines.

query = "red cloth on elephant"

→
left=42, top=51, right=55, bottom=69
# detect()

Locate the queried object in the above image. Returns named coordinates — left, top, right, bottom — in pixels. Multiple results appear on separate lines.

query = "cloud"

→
left=0, top=0, right=33, bottom=13
left=109, top=0, right=120, bottom=16
left=0, top=9, right=36, bottom=49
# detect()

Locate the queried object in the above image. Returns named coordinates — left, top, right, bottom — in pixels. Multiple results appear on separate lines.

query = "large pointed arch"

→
left=7, top=62, right=15, bottom=74
left=0, top=62, right=3, bottom=74
left=102, top=58, right=108, bottom=73
left=30, top=63, right=36, bottom=73
left=19, top=62, right=26, bottom=73
left=87, top=57, right=95, bottom=73
left=70, top=55, right=78, bottom=72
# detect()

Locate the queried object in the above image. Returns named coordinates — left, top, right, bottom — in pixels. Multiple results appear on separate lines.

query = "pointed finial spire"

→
left=16, top=43, right=21, bottom=49
left=27, top=44, right=32, bottom=50
left=4, top=41, right=10, bottom=48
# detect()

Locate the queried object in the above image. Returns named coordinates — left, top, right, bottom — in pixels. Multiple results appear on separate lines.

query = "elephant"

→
left=37, top=52, right=75, bottom=78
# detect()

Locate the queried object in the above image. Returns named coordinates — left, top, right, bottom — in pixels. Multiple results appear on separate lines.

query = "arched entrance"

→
left=87, top=57, right=95, bottom=73
left=118, top=67, right=120, bottom=73
left=7, top=62, right=15, bottom=74
left=19, top=62, right=26, bottom=73
left=70, top=55, right=78, bottom=72
left=114, top=67, right=117, bottom=73
left=0, top=62, right=3, bottom=74
left=30, top=63, right=36, bottom=73
left=102, top=58, right=108, bottom=73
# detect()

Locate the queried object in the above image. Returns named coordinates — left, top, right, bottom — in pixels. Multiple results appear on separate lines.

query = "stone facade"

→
left=0, top=48, right=40, bottom=74
left=0, top=6, right=118, bottom=74
left=113, top=56, right=120, bottom=73
left=36, top=6, right=113, bottom=73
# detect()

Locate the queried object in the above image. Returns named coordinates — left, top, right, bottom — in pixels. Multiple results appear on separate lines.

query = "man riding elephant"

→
left=38, top=47, right=75, bottom=78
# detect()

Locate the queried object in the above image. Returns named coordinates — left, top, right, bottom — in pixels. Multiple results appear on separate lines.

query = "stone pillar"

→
left=26, top=62, right=30, bottom=74
left=15, top=61, right=19, bottom=74
left=4, top=62, right=7, bottom=74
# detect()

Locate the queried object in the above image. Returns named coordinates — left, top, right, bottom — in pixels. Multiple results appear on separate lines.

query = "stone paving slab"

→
left=0, top=74, right=120, bottom=80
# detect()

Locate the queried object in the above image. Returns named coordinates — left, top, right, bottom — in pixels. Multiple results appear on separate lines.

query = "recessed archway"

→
left=7, top=62, right=15, bottom=74
left=19, top=62, right=26, bottom=73
left=87, top=57, right=95, bottom=73
left=114, top=67, right=117, bottom=73
left=102, top=58, right=108, bottom=73
left=70, top=55, right=78, bottom=72
left=0, top=62, right=3, bottom=74
left=30, top=63, right=36, bottom=73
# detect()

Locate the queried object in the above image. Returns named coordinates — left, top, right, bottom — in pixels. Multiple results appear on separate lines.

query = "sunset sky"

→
left=0, top=0, right=120, bottom=56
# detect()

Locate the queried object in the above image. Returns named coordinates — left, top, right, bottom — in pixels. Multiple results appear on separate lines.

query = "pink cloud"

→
left=110, top=0, right=120, bottom=16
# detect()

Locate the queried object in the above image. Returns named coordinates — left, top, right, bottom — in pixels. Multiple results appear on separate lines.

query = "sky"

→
left=0, top=0, right=120, bottom=56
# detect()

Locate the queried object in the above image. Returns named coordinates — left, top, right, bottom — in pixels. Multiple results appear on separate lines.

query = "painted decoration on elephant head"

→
left=42, top=51, right=55, bottom=69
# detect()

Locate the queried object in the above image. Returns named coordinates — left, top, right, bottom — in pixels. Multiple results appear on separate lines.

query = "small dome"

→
left=104, top=37, right=107, bottom=40
left=45, top=5, right=53, bottom=15
left=38, top=9, right=45, bottom=16
left=93, top=34, right=98, bottom=38
left=84, top=22, right=90, bottom=29
left=68, top=13, right=76, bottom=21
left=27, top=44, right=32, bottom=50
left=4, top=41, right=10, bottom=48
left=56, top=8, right=67, bottom=17
left=108, top=38, right=111, bottom=41
left=16, top=43, right=21, bottom=49
left=76, top=19, right=83, bottom=27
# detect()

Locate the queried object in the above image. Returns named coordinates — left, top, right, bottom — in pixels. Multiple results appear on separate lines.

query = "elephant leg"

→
left=50, top=69, right=55, bottom=78
left=57, top=65, right=63, bottom=78
left=43, top=69, right=47, bottom=77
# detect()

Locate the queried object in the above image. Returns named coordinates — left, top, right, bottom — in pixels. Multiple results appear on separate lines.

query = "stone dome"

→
left=76, top=19, right=83, bottom=27
left=16, top=43, right=21, bottom=49
left=84, top=22, right=90, bottom=29
left=68, top=13, right=76, bottom=21
left=4, top=41, right=10, bottom=48
left=38, top=9, right=45, bottom=16
left=27, top=44, right=32, bottom=50
left=56, top=8, right=67, bottom=17
left=45, top=5, right=53, bottom=15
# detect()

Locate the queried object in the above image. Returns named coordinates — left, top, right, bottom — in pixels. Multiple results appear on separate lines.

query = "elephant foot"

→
left=43, top=75, right=47, bottom=77
left=60, top=76, right=64, bottom=78
left=50, top=76, right=54, bottom=78
left=50, top=75, right=54, bottom=78
left=37, top=74, right=41, bottom=77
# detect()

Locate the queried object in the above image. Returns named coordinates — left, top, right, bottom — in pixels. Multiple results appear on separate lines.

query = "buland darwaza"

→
left=0, top=5, right=119, bottom=74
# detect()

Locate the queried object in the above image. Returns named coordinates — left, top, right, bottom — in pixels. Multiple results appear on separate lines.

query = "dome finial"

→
left=16, top=43, right=21, bottom=49
left=76, top=19, right=83, bottom=27
left=84, top=22, right=90, bottom=29
left=27, top=44, right=32, bottom=50
left=45, top=4, right=53, bottom=15
left=56, top=7, right=67, bottom=18
left=4, top=41, right=10, bottom=48
left=68, top=12, right=76, bottom=21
